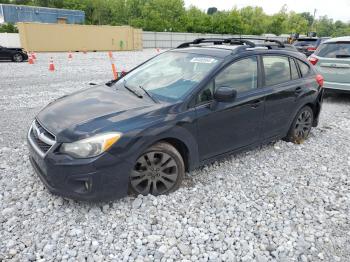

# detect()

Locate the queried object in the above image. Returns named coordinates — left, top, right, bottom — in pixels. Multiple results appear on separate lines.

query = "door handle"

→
left=250, top=99, right=263, bottom=108
left=295, top=87, right=302, bottom=95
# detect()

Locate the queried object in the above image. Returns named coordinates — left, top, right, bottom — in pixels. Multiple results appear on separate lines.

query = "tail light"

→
left=307, top=47, right=317, bottom=51
left=316, top=74, right=324, bottom=87
left=308, top=56, right=319, bottom=65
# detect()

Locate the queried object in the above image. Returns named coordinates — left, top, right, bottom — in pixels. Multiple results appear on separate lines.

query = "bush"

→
left=0, top=24, right=19, bottom=33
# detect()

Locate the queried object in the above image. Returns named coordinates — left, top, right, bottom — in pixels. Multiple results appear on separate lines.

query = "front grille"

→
left=30, top=131, right=51, bottom=153
left=29, top=120, right=56, bottom=156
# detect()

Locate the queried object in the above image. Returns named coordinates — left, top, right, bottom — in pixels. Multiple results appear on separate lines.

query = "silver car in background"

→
left=309, top=36, right=350, bottom=92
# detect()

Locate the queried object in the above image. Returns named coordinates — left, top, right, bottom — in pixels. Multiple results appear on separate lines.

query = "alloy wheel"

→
left=131, top=151, right=179, bottom=195
left=294, top=110, right=312, bottom=140
left=13, top=54, right=23, bottom=62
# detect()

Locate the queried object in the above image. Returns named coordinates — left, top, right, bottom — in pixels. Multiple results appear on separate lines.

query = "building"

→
left=0, top=4, right=85, bottom=25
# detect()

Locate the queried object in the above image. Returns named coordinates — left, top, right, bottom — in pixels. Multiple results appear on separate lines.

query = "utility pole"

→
left=311, top=9, right=317, bottom=32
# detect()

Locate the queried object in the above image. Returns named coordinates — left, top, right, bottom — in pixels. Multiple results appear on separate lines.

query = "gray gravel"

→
left=1, top=51, right=350, bottom=262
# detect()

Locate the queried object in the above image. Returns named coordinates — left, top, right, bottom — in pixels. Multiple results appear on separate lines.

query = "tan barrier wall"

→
left=17, top=23, right=143, bottom=52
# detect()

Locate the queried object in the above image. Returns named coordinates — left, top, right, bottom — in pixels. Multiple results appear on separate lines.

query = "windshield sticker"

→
left=190, top=57, right=217, bottom=64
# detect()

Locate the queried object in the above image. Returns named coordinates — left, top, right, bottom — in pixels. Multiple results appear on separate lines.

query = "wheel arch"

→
left=154, top=137, right=190, bottom=172
left=304, top=102, right=321, bottom=127
left=133, top=125, right=199, bottom=172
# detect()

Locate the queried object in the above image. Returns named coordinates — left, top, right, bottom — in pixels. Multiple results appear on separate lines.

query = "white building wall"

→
left=0, top=33, right=21, bottom=47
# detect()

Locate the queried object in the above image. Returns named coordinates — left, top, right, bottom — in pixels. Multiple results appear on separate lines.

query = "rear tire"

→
left=129, top=142, right=185, bottom=196
left=285, top=106, right=314, bottom=144
left=12, top=53, right=24, bottom=62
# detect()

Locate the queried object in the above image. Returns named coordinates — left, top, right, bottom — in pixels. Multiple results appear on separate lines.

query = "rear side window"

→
left=290, top=59, right=299, bottom=80
left=315, top=42, right=350, bottom=58
left=297, top=60, right=310, bottom=77
left=263, top=56, right=291, bottom=86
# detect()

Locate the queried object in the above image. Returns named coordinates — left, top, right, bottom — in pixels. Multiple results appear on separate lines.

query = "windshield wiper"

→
left=123, top=80, right=143, bottom=98
left=138, top=85, right=158, bottom=103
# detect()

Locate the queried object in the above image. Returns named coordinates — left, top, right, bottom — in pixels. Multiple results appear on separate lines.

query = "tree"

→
left=333, top=20, right=350, bottom=37
left=284, top=12, right=308, bottom=34
left=134, top=0, right=186, bottom=32
left=316, top=16, right=334, bottom=37
left=267, top=12, right=288, bottom=35
left=240, top=6, right=267, bottom=35
left=184, top=6, right=211, bottom=33
left=2, top=0, right=350, bottom=36
left=300, top=12, right=314, bottom=29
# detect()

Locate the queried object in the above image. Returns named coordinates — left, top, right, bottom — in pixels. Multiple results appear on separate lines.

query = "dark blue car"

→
left=28, top=38, right=324, bottom=201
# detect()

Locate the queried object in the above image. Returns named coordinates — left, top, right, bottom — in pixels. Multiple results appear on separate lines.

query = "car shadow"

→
left=0, top=61, right=27, bottom=63
left=324, top=91, right=350, bottom=103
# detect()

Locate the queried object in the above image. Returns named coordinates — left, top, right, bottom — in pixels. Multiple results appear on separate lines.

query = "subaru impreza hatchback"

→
left=28, top=38, right=324, bottom=201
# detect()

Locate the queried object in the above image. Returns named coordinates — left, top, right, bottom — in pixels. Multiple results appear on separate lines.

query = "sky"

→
left=184, top=0, right=350, bottom=22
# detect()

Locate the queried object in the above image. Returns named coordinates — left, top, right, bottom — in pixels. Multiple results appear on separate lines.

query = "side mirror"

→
left=214, top=86, right=237, bottom=102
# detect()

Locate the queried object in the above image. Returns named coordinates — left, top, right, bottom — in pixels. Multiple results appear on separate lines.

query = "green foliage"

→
left=240, top=7, right=268, bottom=35
left=284, top=12, right=308, bottom=34
left=0, top=23, right=18, bottom=33
left=300, top=12, right=314, bottom=28
left=1, top=0, right=350, bottom=36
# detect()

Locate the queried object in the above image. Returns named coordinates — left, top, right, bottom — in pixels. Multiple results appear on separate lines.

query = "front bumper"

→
left=27, top=136, right=133, bottom=201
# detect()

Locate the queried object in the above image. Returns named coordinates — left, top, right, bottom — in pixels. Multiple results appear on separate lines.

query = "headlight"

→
left=60, top=132, right=122, bottom=158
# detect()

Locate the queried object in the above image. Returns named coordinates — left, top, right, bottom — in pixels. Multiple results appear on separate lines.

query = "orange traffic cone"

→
left=68, top=51, right=73, bottom=59
left=28, top=54, right=34, bottom=64
left=49, top=57, right=55, bottom=72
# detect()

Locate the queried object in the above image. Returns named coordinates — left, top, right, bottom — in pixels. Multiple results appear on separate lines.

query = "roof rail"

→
left=233, top=37, right=285, bottom=48
left=177, top=38, right=256, bottom=48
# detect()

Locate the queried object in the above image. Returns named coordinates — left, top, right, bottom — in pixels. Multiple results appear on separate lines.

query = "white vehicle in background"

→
left=309, top=36, right=350, bottom=93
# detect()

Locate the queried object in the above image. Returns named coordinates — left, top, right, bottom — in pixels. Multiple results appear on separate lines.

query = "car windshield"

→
left=294, top=39, right=317, bottom=46
left=122, top=51, right=222, bottom=102
left=314, top=42, right=350, bottom=58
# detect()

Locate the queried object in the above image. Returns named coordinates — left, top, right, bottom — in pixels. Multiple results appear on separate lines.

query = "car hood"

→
left=6, top=47, right=24, bottom=52
left=36, top=84, right=165, bottom=142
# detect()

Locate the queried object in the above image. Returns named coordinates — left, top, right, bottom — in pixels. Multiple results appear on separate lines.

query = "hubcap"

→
left=131, top=151, right=178, bottom=195
left=294, top=110, right=312, bottom=140
left=14, top=54, right=23, bottom=62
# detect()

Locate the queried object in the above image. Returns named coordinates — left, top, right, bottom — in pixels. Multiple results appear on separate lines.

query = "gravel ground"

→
left=0, top=51, right=350, bottom=262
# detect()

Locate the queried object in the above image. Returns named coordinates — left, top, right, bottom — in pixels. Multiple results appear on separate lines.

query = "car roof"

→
left=324, top=36, right=350, bottom=43
left=173, top=46, right=305, bottom=61
left=174, top=46, right=240, bottom=58
left=173, top=38, right=308, bottom=60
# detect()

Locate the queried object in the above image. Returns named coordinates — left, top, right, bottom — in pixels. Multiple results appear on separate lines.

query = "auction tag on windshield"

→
left=190, top=57, right=217, bottom=64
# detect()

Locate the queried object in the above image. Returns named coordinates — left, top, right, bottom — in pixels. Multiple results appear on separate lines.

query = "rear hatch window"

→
left=294, top=39, right=317, bottom=47
left=314, top=42, right=350, bottom=58
left=314, top=42, right=350, bottom=84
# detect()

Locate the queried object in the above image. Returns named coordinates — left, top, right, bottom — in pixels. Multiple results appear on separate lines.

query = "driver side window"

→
left=197, top=57, right=258, bottom=104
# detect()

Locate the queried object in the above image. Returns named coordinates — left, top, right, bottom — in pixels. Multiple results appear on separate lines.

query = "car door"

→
left=261, top=55, right=302, bottom=140
left=194, top=56, right=265, bottom=161
left=0, top=46, right=7, bottom=59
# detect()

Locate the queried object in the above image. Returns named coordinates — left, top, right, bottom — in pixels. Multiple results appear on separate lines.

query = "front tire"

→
left=286, top=106, right=314, bottom=144
left=12, top=53, right=24, bottom=62
left=129, top=142, right=185, bottom=196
